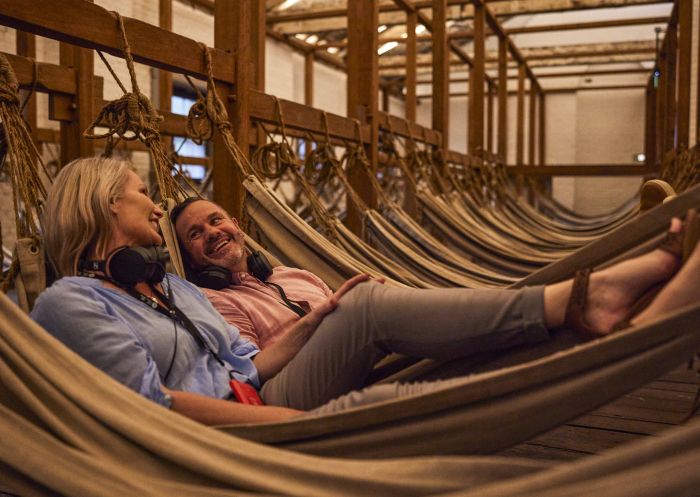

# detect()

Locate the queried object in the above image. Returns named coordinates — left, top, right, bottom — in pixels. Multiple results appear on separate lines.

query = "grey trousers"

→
left=259, top=281, right=548, bottom=413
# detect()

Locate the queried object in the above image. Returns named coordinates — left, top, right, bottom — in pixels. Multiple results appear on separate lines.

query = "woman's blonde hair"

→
left=44, top=157, right=134, bottom=277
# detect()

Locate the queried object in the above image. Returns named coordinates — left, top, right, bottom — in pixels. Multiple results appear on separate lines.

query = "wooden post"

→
left=655, top=42, right=666, bottom=163
left=497, top=37, right=508, bottom=163
left=516, top=63, right=525, bottom=166
left=432, top=0, right=449, bottom=150
left=252, top=0, right=266, bottom=149
left=214, top=0, right=250, bottom=220
left=405, top=10, right=417, bottom=123
left=645, top=77, right=656, bottom=166
left=663, top=21, right=677, bottom=154
left=487, top=81, right=494, bottom=155
left=538, top=90, right=546, bottom=166
left=159, top=0, right=173, bottom=153
left=15, top=32, right=37, bottom=146
left=347, top=0, right=378, bottom=234
left=58, top=42, right=95, bottom=164
left=304, top=51, right=314, bottom=107
left=469, top=0, right=485, bottom=156
left=676, top=0, right=692, bottom=149
left=528, top=79, right=537, bottom=165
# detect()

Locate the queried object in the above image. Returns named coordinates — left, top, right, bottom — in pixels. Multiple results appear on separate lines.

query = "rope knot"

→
left=0, top=55, right=20, bottom=106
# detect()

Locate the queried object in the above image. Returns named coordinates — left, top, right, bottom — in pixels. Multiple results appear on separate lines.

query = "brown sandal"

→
left=565, top=209, right=700, bottom=338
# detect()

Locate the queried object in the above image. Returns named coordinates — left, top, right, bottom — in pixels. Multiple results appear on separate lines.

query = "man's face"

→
left=174, top=200, right=246, bottom=272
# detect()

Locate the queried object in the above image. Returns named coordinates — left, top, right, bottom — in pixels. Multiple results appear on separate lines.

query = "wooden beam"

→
left=506, top=164, right=657, bottom=176
left=1, top=52, right=77, bottom=94
left=405, top=10, right=417, bottom=123
left=675, top=0, right=692, bottom=149
left=59, top=35, right=95, bottom=163
left=516, top=63, right=525, bottom=166
left=538, top=91, right=546, bottom=166
left=249, top=91, right=371, bottom=143
left=347, top=0, right=379, bottom=234
left=267, top=0, right=672, bottom=27
left=304, top=51, right=314, bottom=107
left=252, top=1, right=266, bottom=91
left=15, top=31, right=37, bottom=144
left=213, top=0, right=246, bottom=220
left=487, top=81, right=495, bottom=155
left=432, top=0, right=450, bottom=149
left=644, top=77, right=656, bottom=166
left=469, top=0, right=485, bottom=156
left=2, top=0, right=235, bottom=83
left=159, top=0, right=173, bottom=155
left=505, top=16, right=668, bottom=35
left=497, top=37, right=508, bottom=162
left=528, top=81, right=537, bottom=166
left=663, top=21, right=677, bottom=154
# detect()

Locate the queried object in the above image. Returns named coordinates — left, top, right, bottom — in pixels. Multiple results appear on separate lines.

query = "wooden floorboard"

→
left=499, top=361, right=700, bottom=462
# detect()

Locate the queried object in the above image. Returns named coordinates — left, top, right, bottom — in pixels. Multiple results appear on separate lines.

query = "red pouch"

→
left=229, top=379, right=264, bottom=405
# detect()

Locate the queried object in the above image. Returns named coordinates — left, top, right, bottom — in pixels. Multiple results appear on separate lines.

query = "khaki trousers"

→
left=260, top=281, right=548, bottom=412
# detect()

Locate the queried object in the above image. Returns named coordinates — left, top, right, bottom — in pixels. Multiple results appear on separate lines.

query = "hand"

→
left=301, top=273, right=371, bottom=331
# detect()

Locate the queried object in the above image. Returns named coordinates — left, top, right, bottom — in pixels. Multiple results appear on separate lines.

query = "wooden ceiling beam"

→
left=2, top=0, right=235, bottom=83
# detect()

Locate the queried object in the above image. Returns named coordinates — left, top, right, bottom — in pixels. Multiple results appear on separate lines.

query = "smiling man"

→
left=171, top=198, right=334, bottom=349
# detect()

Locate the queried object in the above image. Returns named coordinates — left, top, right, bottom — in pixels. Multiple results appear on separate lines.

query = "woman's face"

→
left=109, top=170, right=164, bottom=248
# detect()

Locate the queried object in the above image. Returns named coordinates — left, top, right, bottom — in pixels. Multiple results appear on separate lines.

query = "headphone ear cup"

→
left=247, top=251, right=273, bottom=281
left=195, top=265, right=232, bottom=290
left=108, top=248, right=148, bottom=285
left=107, top=246, right=169, bottom=285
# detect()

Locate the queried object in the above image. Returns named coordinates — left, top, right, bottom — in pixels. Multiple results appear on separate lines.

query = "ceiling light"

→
left=305, top=34, right=319, bottom=44
left=277, top=0, right=301, bottom=11
left=415, top=24, right=426, bottom=35
left=327, top=47, right=339, bottom=54
left=378, top=25, right=388, bottom=33
left=295, top=33, right=307, bottom=40
left=378, top=41, right=399, bottom=55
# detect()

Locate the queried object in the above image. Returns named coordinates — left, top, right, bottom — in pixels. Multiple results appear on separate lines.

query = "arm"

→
left=252, top=274, right=371, bottom=382
left=163, top=387, right=302, bottom=424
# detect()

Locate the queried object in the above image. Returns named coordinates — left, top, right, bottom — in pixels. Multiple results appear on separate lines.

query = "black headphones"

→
left=79, top=246, right=170, bottom=285
left=191, top=250, right=273, bottom=290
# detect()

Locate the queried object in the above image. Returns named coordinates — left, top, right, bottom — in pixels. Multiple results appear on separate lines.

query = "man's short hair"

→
left=169, top=197, right=205, bottom=226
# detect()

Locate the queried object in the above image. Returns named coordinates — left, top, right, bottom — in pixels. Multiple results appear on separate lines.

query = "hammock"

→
left=2, top=273, right=700, bottom=495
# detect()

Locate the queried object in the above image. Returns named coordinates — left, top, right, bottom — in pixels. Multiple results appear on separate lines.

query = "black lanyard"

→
left=81, top=272, right=235, bottom=380
left=264, top=281, right=308, bottom=318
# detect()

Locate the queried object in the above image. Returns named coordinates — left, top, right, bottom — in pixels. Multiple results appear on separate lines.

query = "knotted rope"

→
left=184, top=43, right=255, bottom=179
left=0, top=54, right=51, bottom=297
left=84, top=12, right=194, bottom=201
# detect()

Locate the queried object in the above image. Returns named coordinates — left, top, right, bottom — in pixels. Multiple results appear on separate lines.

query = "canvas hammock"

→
left=1, top=269, right=700, bottom=495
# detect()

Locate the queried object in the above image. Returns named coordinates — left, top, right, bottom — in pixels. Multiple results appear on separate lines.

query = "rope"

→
left=0, top=54, right=52, bottom=291
left=183, top=44, right=254, bottom=179
left=84, top=12, right=193, bottom=201
left=0, top=54, right=50, bottom=238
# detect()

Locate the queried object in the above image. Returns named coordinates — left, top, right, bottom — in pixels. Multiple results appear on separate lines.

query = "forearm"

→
left=252, top=324, right=312, bottom=382
left=165, top=388, right=303, bottom=425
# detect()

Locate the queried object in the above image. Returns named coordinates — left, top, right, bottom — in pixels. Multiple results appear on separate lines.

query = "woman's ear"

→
left=109, top=196, right=121, bottom=216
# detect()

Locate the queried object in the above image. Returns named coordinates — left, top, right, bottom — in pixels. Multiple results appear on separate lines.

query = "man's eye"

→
left=189, top=232, right=201, bottom=241
left=211, top=217, right=222, bottom=225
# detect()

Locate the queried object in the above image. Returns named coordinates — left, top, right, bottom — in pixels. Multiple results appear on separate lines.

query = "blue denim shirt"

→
left=31, top=275, right=259, bottom=407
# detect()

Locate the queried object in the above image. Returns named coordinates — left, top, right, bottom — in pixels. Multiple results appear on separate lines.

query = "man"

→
left=171, top=197, right=690, bottom=357
left=171, top=197, right=335, bottom=349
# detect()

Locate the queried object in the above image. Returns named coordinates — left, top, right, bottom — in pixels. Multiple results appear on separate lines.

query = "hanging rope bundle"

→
left=0, top=54, right=49, bottom=239
left=84, top=12, right=195, bottom=201
left=0, top=54, right=52, bottom=306
left=184, top=43, right=254, bottom=179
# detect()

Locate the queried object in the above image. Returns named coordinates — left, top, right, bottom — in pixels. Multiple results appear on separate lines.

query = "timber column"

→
left=346, top=0, right=378, bottom=235
left=432, top=0, right=449, bottom=150
left=469, top=0, right=485, bottom=157
left=215, top=0, right=257, bottom=221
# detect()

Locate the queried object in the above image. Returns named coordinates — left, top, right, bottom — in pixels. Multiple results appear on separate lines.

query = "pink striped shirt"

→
left=203, top=266, right=333, bottom=349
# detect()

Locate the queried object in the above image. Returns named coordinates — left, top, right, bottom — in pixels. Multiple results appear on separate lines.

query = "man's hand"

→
left=252, top=274, right=372, bottom=382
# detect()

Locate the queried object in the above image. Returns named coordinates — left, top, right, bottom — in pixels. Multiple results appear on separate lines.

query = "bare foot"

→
left=544, top=218, right=683, bottom=334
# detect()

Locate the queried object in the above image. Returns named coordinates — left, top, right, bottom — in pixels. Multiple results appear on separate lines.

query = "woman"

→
left=31, top=157, right=699, bottom=424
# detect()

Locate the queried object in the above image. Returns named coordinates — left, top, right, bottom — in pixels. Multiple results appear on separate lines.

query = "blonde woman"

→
left=32, top=157, right=700, bottom=423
